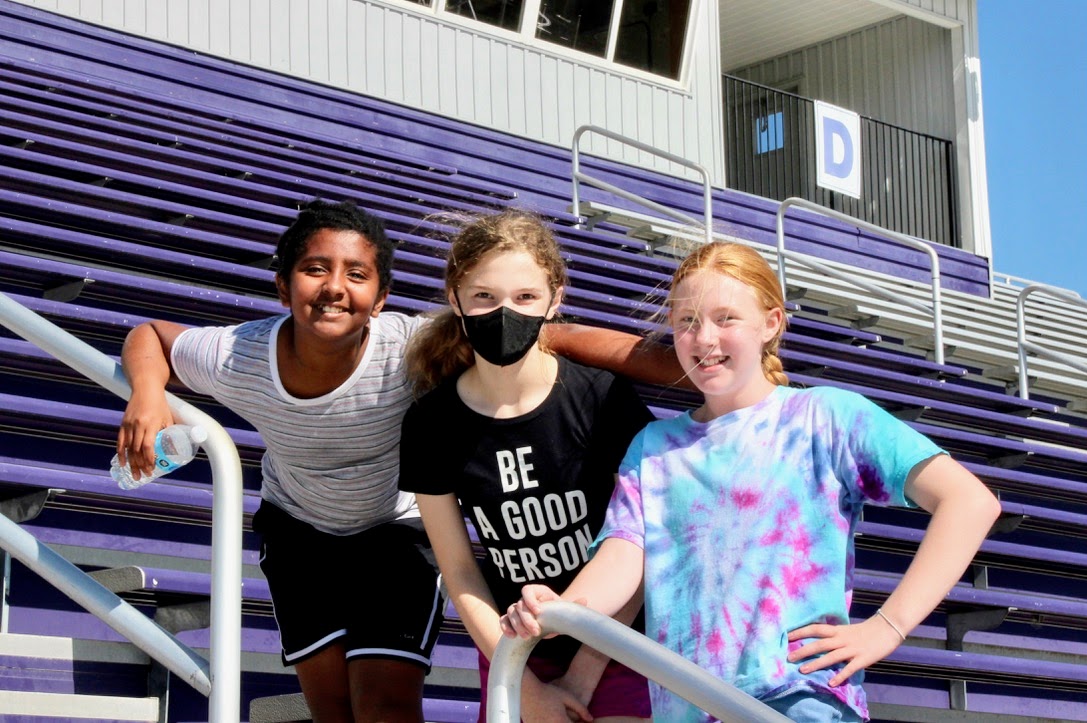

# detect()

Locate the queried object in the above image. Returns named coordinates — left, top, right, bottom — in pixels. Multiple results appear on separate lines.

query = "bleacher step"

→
left=250, top=691, right=480, bottom=723
left=0, top=632, right=155, bottom=721
left=869, top=702, right=1084, bottom=722
left=0, top=632, right=149, bottom=666
left=0, top=690, right=157, bottom=721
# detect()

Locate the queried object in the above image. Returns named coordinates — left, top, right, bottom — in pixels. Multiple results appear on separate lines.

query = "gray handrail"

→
left=1016, top=284, right=1087, bottom=399
left=0, top=291, right=243, bottom=723
left=571, top=125, right=714, bottom=247
left=487, top=601, right=790, bottom=722
left=776, top=197, right=946, bottom=365
left=0, top=512, right=212, bottom=691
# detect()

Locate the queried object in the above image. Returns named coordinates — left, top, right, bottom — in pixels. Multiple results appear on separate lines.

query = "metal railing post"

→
left=488, top=601, right=790, bottom=723
left=1015, top=284, right=1087, bottom=400
left=776, top=197, right=945, bottom=365
left=0, top=291, right=243, bottom=722
left=571, top=125, right=713, bottom=246
left=0, top=511, right=212, bottom=692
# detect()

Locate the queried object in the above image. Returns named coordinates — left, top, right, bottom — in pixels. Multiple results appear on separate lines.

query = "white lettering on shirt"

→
left=486, top=524, right=593, bottom=581
left=472, top=507, right=500, bottom=541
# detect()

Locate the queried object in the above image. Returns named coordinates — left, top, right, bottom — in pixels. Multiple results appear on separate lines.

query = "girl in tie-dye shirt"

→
left=502, top=242, right=1001, bottom=722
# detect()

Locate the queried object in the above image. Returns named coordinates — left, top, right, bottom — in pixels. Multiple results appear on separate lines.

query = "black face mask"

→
left=456, top=295, right=550, bottom=367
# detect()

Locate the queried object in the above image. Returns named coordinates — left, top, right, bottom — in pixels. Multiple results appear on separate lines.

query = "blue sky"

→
left=978, top=1, right=1087, bottom=296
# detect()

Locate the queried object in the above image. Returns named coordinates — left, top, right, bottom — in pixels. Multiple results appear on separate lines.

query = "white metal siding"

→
left=730, top=15, right=955, bottom=139
left=12, top=0, right=725, bottom=185
left=883, top=0, right=967, bottom=24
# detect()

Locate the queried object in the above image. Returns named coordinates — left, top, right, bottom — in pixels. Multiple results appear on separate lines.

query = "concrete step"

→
left=249, top=691, right=479, bottom=723
left=0, top=690, right=157, bottom=722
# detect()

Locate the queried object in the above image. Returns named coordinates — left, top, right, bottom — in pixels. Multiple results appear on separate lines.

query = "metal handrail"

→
left=487, top=601, right=790, bottom=722
left=776, top=197, right=946, bottom=365
left=1016, top=284, right=1087, bottom=400
left=571, top=124, right=714, bottom=246
left=0, top=291, right=243, bottom=723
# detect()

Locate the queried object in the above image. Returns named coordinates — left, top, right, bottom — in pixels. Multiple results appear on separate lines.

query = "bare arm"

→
left=415, top=494, right=592, bottom=722
left=544, top=323, right=693, bottom=390
left=788, top=454, right=1001, bottom=685
left=117, top=321, right=190, bottom=478
left=416, top=493, right=507, bottom=658
left=553, top=577, right=645, bottom=705
left=502, top=537, right=646, bottom=639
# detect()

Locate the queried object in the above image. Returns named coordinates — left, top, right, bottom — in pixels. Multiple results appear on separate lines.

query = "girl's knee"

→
left=348, top=658, right=426, bottom=723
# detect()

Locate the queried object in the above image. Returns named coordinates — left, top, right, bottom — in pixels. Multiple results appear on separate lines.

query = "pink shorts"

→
left=477, top=649, right=651, bottom=721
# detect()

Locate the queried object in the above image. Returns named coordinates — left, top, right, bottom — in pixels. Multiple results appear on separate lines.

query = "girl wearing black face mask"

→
left=399, top=211, right=654, bottom=723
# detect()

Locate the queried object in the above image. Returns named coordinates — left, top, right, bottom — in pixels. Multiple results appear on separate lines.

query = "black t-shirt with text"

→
left=399, top=358, right=653, bottom=659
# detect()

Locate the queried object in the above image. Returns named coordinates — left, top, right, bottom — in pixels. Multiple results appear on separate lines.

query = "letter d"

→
left=822, top=117, right=854, bottom=179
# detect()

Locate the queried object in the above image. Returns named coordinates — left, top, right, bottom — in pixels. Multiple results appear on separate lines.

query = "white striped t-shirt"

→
left=171, top=312, right=426, bottom=535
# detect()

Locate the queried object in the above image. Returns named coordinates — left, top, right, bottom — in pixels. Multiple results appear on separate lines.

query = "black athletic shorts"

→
left=253, top=500, right=445, bottom=669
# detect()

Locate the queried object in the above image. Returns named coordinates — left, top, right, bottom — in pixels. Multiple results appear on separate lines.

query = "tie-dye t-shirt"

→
left=597, top=385, right=943, bottom=722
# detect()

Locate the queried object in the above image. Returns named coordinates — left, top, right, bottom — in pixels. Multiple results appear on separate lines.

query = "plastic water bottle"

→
left=111, top=424, right=208, bottom=490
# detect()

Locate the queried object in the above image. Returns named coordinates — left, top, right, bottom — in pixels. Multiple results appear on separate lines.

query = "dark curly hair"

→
left=274, top=199, right=395, bottom=292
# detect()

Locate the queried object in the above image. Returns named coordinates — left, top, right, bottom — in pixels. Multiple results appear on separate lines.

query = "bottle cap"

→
left=189, top=426, right=209, bottom=444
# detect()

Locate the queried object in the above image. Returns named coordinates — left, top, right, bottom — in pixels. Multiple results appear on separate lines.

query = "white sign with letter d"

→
left=814, top=100, right=862, bottom=199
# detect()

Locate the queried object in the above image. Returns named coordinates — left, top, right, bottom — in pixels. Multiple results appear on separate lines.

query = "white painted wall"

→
left=12, top=0, right=725, bottom=186
left=872, top=0, right=966, bottom=24
left=878, top=0, right=990, bottom=258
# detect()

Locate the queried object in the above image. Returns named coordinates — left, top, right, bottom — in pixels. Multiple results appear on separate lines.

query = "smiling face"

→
left=275, top=227, right=388, bottom=348
left=670, top=269, right=784, bottom=418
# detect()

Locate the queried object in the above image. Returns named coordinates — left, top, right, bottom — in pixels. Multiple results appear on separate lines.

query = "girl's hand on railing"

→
left=500, top=584, right=560, bottom=639
left=785, top=614, right=903, bottom=687
left=117, top=388, right=175, bottom=480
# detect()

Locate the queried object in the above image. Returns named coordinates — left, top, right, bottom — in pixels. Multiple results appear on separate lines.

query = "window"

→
left=613, top=0, right=691, bottom=79
left=399, top=0, right=692, bottom=81
left=447, top=0, right=523, bottom=32
left=535, top=1, right=612, bottom=58
left=756, top=111, right=784, bottom=154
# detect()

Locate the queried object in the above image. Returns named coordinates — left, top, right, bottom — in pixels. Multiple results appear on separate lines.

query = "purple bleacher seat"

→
left=789, top=372, right=1087, bottom=448
left=880, top=644, right=1087, bottom=686
left=0, top=57, right=522, bottom=205
left=858, top=519, right=1087, bottom=576
left=0, top=390, right=265, bottom=461
left=855, top=569, right=1087, bottom=627
left=0, top=654, right=148, bottom=697
left=0, top=96, right=511, bottom=208
left=0, top=187, right=277, bottom=264
left=0, top=455, right=261, bottom=523
left=0, top=215, right=276, bottom=296
left=91, top=565, right=270, bottom=603
left=0, top=1, right=990, bottom=294
left=0, top=249, right=283, bottom=324
left=0, top=129, right=506, bottom=234
left=785, top=347, right=1055, bottom=416
left=21, top=522, right=259, bottom=571
left=2, top=163, right=287, bottom=243
left=911, top=419, right=1087, bottom=477
left=963, top=461, right=1087, bottom=507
